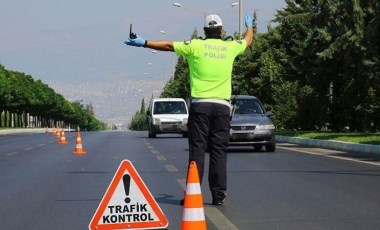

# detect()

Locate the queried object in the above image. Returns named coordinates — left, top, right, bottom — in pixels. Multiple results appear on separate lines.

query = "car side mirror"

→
left=146, top=110, right=151, bottom=116
left=266, top=111, right=273, bottom=117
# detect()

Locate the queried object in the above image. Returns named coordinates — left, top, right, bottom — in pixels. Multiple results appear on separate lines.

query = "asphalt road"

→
left=0, top=131, right=379, bottom=230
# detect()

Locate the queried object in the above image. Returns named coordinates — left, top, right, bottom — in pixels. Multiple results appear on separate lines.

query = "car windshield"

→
left=234, top=99, right=264, bottom=115
left=153, top=101, right=187, bottom=114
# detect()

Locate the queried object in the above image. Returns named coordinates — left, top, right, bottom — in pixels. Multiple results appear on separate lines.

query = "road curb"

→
left=0, top=128, right=46, bottom=135
left=0, top=128, right=75, bottom=136
left=276, top=135, right=380, bottom=154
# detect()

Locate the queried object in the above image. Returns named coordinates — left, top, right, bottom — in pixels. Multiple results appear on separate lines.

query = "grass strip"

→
left=276, top=130, right=380, bottom=145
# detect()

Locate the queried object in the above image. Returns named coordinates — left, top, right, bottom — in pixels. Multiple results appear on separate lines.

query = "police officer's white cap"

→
left=204, top=14, right=223, bottom=28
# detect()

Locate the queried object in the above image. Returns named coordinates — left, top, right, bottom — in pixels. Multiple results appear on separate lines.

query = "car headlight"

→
left=182, top=118, right=188, bottom=124
left=154, top=118, right=161, bottom=124
left=255, top=124, right=275, bottom=130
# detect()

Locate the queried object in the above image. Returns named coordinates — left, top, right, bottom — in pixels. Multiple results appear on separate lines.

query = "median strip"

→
left=278, top=144, right=380, bottom=166
left=276, top=135, right=380, bottom=154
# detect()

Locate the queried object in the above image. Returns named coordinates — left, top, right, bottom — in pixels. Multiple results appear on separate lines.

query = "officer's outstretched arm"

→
left=244, top=13, right=254, bottom=47
left=124, top=35, right=174, bottom=52
left=244, top=28, right=254, bottom=47
left=146, top=41, right=174, bottom=52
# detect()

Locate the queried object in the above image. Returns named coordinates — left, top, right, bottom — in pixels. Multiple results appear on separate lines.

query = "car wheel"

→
left=148, top=127, right=156, bottom=138
left=266, top=144, right=276, bottom=152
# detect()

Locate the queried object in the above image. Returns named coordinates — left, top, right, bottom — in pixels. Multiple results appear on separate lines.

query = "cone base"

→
left=73, top=150, right=86, bottom=155
left=181, top=220, right=207, bottom=230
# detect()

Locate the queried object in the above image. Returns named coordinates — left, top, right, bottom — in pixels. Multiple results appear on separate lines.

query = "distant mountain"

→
left=48, top=79, right=162, bottom=126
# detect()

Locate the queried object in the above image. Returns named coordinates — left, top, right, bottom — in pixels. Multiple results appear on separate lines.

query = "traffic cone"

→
left=45, top=126, right=49, bottom=133
left=55, top=128, right=61, bottom=138
left=58, top=130, right=68, bottom=144
left=181, top=161, right=207, bottom=230
left=72, top=130, right=86, bottom=155
left=52, top=127, right=57, bottom=135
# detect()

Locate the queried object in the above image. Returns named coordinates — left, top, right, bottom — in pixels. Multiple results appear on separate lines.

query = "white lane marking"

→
left=151, top=150, right=159, bottom=154
left=23, top=147, right=34, bottom=151
left=278, top=146, right=380, bottom=167
left=36, top=144, right=46, bottom=147
left=176, top=179, right=238, bottom=230
left=177, top=179, right=186, bottom=190
left=204, top=207, right=239, bottom=230
left=156, top=155, right=167, bottom=161
left=147, top=145, right=154, bottom=149
left=164, top=164, right=179, bottom=172
left=7, top=152, right=19, bottom=156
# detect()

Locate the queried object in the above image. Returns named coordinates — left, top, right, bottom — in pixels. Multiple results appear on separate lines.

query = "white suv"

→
left=147, top=98, right=189, bottom=138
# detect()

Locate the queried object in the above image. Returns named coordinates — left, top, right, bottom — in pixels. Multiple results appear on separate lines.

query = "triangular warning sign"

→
left=89, top=160, right=169, bottom=230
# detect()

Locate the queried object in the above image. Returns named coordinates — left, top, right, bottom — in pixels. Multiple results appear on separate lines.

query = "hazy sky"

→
left=0, top=0, right=286, bottom=125
left=0, top=0, right=286, bottom=82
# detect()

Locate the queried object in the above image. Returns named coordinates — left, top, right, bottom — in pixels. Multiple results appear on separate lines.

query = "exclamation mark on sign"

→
left=123, top=174, right=131, bottom=203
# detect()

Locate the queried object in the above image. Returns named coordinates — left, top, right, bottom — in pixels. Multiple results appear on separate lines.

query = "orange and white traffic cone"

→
left=72, top=130, right=86, bottom=155
left=58, top=130, right=68, bottom=144
left=55, top=128, right=61, bottom=138
left=52, top=127, right=57, bottom=135
left=181, top=161, right=207, bottom=230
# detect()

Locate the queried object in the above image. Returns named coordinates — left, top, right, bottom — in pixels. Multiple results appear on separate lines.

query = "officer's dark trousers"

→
left=187, top=102, right=230, bottom=199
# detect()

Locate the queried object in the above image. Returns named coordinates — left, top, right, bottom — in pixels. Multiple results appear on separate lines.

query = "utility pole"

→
left=239, top=0, right=243, bottom=37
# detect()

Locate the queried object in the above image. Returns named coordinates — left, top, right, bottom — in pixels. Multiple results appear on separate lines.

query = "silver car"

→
left=229, top=95, right=276, bottom=152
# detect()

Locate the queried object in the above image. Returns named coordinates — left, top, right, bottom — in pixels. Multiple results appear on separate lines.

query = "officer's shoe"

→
left=181, top=197, right=226, bottom=206
left=212, top=196, right=226, bottom=206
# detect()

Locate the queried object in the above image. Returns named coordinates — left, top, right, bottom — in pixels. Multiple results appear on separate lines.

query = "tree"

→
left=158, top=1, right=380, bottom=132
left=128, top=98, right=149, bottom=130
left=0, top=64, right=105, bottom=130
left=0, top=64, right=12, bottom=127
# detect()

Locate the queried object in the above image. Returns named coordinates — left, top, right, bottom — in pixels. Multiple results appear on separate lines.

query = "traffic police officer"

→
left=125, top=13, right=254, bottom=205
